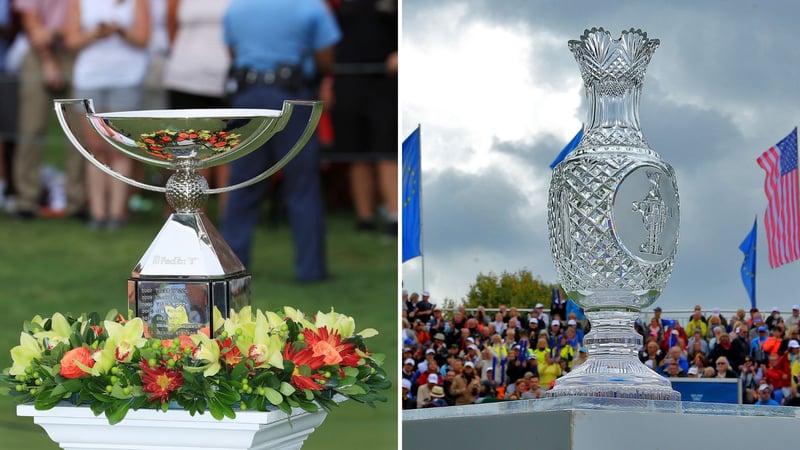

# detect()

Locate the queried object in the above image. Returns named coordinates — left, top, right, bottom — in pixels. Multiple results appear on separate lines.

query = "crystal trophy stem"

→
left=55, top=98, right=323, bottom=339
left=546, top=28, right=680, bottom=400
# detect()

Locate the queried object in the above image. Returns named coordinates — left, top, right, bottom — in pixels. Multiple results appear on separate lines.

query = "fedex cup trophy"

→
left=546, top=29, right=680, bottom=400
left=54, top=99, right=322, bottom=339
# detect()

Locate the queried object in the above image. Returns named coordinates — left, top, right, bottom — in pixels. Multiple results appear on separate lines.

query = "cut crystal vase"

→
left=546, top=28, right=680, bottom=400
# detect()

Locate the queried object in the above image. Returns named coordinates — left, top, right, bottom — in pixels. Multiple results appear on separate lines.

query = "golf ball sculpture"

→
left=546, top=28, right=680, bottom=400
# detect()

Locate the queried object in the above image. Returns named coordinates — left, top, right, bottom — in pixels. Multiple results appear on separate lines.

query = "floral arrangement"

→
left=1, top=306, right=389, bottom=424
left=137, top=129, right=241, bottom=159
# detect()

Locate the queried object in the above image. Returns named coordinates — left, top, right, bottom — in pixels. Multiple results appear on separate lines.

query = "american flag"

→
left=757, top=128, right=799, bottom=268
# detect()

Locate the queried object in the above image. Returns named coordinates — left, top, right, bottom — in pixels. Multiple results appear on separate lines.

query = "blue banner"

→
left=549, top=128, right=583, bottom=170
left=739, top=217, right=757, bottom=309
left=402, top=127, right=422, bottom=262
left=670, top=378, right=741, bottom=404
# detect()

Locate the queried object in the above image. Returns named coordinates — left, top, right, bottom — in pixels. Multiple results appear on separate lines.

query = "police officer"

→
left=221, top=0, right=340, bottom=282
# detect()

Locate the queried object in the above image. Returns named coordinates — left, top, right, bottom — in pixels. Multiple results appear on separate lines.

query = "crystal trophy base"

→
left=545, top=310, right=679, bottom=400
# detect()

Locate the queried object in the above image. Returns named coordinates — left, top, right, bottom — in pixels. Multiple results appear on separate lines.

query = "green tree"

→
left=464, top=269, right=562, bottom=309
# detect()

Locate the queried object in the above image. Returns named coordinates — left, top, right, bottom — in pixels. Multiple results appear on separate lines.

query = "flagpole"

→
left=418, top=124, right=426, bottom=291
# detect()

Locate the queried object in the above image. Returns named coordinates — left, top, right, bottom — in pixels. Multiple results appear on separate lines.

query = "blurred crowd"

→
left=0, top=0, right=397, bottom=281
left=402, top=292, right=800, bottom=408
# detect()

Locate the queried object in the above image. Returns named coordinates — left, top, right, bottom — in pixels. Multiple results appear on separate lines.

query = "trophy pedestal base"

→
left=545, top=354, right=680, bottom=400
left=403, top=397, right=796, bottom=450
left=17, top=403, right=329, bottom=450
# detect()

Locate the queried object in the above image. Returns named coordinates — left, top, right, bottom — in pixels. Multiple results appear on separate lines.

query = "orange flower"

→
left=218, top=337, right=242, bottom=367
left=303, top=327, right=360, bottom=367
left=60, top=347, right=95, bottom=379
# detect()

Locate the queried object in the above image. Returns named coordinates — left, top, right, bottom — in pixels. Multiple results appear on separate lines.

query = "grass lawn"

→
left=0, top=192, right=398, bottom=450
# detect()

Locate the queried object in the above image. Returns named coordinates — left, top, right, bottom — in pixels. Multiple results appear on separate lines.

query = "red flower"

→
left=90, top=325, right=103, bottom=338
left=303, top=327, right=360, bottom=367
left=140, top=361, right=183, bottom=403
left=218, top=337, right=242, bottom=367
left=282, top=343, right=326, bottom=391
left=60, top=347, right=95, bottom=379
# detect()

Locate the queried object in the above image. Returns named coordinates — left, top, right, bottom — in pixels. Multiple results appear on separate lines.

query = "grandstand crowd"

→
left=401, top=290, right=800, bottom=408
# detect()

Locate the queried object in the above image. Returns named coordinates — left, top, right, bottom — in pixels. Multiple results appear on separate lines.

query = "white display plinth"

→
left=403, top=397, right=800, bottom=450
left=18, top=403, right=330, bottom=450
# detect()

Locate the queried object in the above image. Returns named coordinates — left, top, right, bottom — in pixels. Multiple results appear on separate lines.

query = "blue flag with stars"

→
left=402, top=127, right=422, bottom=262
left=740, top=217, right=757, bottom=309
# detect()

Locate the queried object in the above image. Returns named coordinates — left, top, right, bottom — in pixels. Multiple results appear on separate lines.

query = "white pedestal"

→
left=403, top=397, right=800, bottom=450
left=18, top=404, right=330, bottom=450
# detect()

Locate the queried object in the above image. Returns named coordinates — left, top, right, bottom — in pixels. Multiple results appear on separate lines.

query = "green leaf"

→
left=262, top=387, right=283, bottom=406
left=106, top=399, right=132, bottom=425
left=336, top=384, right=367, bottom=396
left=342, top=367, right=359, bottom=378
left=278, top=382, right=295, bottom=397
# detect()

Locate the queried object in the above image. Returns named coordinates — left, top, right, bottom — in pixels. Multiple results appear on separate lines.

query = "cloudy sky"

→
left=400, top=0, right=800, bottom=313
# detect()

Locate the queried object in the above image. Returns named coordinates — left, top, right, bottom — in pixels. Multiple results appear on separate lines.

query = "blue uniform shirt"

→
left=224, top=0, right=341, bottom=77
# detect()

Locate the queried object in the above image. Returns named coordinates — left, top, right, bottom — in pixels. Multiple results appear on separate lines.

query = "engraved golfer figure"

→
left=632, top=171, right=668, bottom=256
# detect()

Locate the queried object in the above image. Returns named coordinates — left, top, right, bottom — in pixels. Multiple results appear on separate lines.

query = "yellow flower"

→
left=33, top=312, right=73, bottom=349
left=314, top=309, right=355, bottom=339
left=191, top=334, right=221, bottom=377
left=9, top=333, right=42, bottom=376
left=92, top=318, right=147, bottom=375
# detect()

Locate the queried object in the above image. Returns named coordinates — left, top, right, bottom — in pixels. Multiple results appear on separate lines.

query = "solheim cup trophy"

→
left=54, top=99, right=322, bottom=339
left=547, top=28, right=680, bottom=400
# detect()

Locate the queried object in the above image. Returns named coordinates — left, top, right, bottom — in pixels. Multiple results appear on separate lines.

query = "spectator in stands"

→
left=733, top=324, right=751, bottom=362
left=709, top=307, right=728, bottom=330
left=489, top=312, right=505, bottom=335
left=415, top=372, right=439, bottom=409
left=689, top=353, right=709, bottom=375
left=573, top=347, right=588, bottom=367
left=534, top=303, right=550, bottom=328
left=687, top=329, right=709, bottom=359
left=648, top=316, right=663, bottom=342
left=640, top=338, right=665, bottom=370
left=413, top=320, right=430, bottom=346
left=450, top=361, right=481, bottom=405
left=489, top=333, right=508, bottom=361
left=442, top=370, right=457, bottom=406
left=739, top=355, right=762, bottom=404
left=665, top=359, right=686, bottom=378
left=766, top=306, right=782, bottom=331
left=421, top=385, right=447, bottom=408
left=708, top=332, right=743, bottom=372
left=754, top=383, right=780, bottom=406
left=784, top=385, right=800, bottom=406
left=415, top=359, right=440, bottom=389
left=714, top=356, right=737, bottom=378
left=402, top=357, right=416, bottom=383
left=687, top=366, right=699, bottom=377
left=686, top=309, right=708, bottom=339
left=401, top=378, right=415, bottom=409
left=505, top=346, right=529, bottom=388
left=474, top=306, right=489, bottom=327
left=550, top=294, right=567, bottom=324
left=413, top=291, right=433, bottom=324
left=750, top=325, right=769, bottom=365
left=427, top=307, right=446, bottom=336
left=790, top=306, right=800, bottom=328
left=701, top=367, right=716, bottom=378
left=764, top=352, right=791, bottom=403
left=503, top=327, right=517, bottom=350
left=538, top=351, right=562, bottom=389
left=762, top=324, right=785, bottom=356
left=658, top=346, right=689, bottom=376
